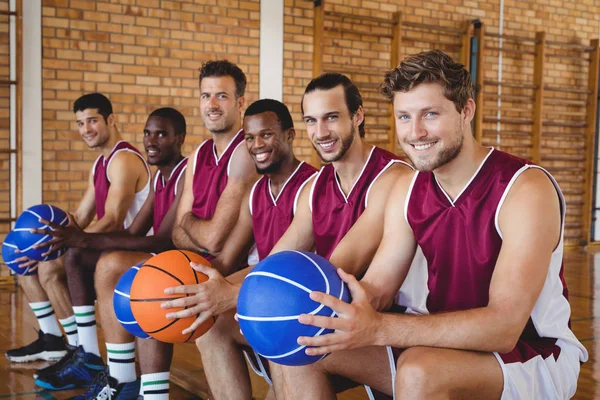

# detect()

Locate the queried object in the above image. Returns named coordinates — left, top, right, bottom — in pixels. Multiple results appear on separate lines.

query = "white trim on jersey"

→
left=214, top=128, right=244, bottom=166
left=174, top=164, right=187, bottom=196
left=308, top=167, right=326, bottom=214
left=153, top=170, right=161, bottom=192
left=294, top=171, right=318, bottom=216
left=91, top=154, right=102, bottom=180
left=248, top=176, right=264, bottom=217
left=102, top=140, right=126, bottom=167
left=227, top=140, right=246, bottom=177
left=269, top=161, right=305, bottom=205
left=404, top=171, right=419, bottom=224
left=192, top=140, right=209, bottom=176
left=434, top=147, right=495, bottom=207
left=365, top=159, right=412, bottom=209
left=334, top=146, right=375, bottom=203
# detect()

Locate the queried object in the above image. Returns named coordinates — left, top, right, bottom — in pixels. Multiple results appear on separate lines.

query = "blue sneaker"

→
left=34, top=346, right=104, bottom=390
left=69, top=367, right=140, bottom=400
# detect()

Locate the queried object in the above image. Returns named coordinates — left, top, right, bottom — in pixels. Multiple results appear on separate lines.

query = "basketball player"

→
left=162, top=74, right=413, bottom=399
left=171, top=59, right=258, bottom=268
left=275, top=50, right=588, bottom=400
left=29, top=93, right=151, bottom=392
left=32, top=108, right=187, bottom=399
left=163, top=99, right=316, bottom=399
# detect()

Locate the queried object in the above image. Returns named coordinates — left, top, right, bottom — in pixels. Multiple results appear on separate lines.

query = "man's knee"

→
left=196, top=309, right=239, bottom=348
left=94, top=251, right=130, bottom=294
left=38, top=259, right=66, bottom=289
left=395, top=347, right=443, bottom=397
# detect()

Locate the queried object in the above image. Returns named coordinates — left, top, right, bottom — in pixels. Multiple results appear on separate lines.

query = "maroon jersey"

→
left=310, top=146, right=411, bottom=259
left=92, top=140, right=149, bottom=224
left=405, top=148, right=586, bottom=365
left=191, top=130, right=245, bottom=219
left=250, top=162, right=317, bottom=261
left=153, top=157, right=188, bottom=233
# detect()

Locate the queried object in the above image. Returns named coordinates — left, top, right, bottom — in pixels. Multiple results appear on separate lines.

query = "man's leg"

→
left=34, top=248, right=105, bottom=391
left=5, top=275, right=68, bottom=362
left=196, top=309, right=254, bottom=400
left=37, top=257, right=79, bottom=345
left=138, top=340, right=174, bottom=400
left=95, top=251, right=150, bottom=387
left=273, top=345, right=503, bottom=400
left=394, top=347, right=503, bottom=400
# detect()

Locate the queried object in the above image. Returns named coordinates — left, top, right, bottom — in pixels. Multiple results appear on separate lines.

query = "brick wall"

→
left=39, top=0, right=599, bottom=244
left=0, top=0, right=10, bottom=239
left=41, top=0, right=260, bottom=212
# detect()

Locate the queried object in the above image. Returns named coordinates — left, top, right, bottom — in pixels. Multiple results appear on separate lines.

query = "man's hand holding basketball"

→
left=297, top=268, right=383, bottom=356
left=162, top=262, right=240, bottom=334
left=31, top=213, right=86, bottom=255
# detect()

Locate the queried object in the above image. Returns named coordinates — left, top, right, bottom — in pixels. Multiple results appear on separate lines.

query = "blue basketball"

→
left=237, top=250, right=351, bottom=366
left=2, top=231, right=38, bottom=276
left=114, top=264, right=150, bottom=339
left=12, top=204, right=68, bottom=262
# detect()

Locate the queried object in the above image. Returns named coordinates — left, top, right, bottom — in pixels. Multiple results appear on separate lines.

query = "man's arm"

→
left=72, top=170, right=97, bottom=229
left=178, top=146, right=258, bottom=254
left=299, top=168, right=562, bottom=355
left=172, top=157, right=203, bottom=252
left=329, top=163, right=413, bottom=278
left=211, top=189, right=255, bottom=276
left=85, top=151, right=149, bottom=233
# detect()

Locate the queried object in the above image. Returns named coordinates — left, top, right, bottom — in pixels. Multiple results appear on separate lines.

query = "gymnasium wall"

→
left=40, top=0, right=599, bottom=244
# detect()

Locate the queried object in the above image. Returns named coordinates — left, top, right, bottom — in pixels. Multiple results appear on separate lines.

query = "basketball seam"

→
left=140, top=264, right=185, bottom=285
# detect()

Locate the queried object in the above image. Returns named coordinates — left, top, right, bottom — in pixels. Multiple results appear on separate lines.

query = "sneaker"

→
left=34, top=346, right=105, bottom=391
left=5, top=330, right=68, bottom=363
left=69, top=367, right=140, bottom=400
left=33, top=343, right=78, bottom=380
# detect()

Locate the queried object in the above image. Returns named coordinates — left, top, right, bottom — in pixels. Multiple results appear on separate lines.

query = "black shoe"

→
left=33, top=342, right=78, bottom=380
left=34, top=345, right=105, bottom=391
left=5, top=330, right=67, bottom=363
left=69, top=366, right=141, bottom=400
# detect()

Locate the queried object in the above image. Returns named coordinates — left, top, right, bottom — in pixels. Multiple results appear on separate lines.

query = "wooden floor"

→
left=0, top=248, right=598, bottom=399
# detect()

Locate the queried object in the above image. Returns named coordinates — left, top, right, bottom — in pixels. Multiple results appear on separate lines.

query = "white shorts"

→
left=494, top=339, right=581, bottom=400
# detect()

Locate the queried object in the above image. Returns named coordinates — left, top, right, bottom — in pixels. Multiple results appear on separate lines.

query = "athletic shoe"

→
left=5, top=329, right=68, bottom=363
left=34, top=345, right=104, bottom=391
left=33, top=343, right=78, bottom=379
left=69, top=367, right=140, bottom=400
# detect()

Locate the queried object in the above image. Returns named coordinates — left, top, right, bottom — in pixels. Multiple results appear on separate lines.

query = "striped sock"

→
left=59, top=316, right=79, bottom=346
left=29, top=301, right=62, bottom=337
left=106, top=342, right=136, bottom=383
left=142, top=372, right=170, bottom=400
left=73, top=305, right=100, bottom=356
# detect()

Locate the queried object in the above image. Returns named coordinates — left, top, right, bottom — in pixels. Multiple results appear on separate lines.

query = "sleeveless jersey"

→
left=404, top=148, right=587, bottom=365
left=249, top=162, right=317, bottom=261
left=92, top=140, right=150, bottom=229
left=310, top=146, right=411, bottom=259
left=153, top=157, right=188, bottom=233
left=191, top=130, right=245, bottom=219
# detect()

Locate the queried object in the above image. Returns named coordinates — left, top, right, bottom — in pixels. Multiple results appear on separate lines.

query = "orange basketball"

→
left=130, top=250, right=215, bottom=343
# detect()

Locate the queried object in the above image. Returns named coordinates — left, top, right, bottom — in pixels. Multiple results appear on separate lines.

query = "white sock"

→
left=142, top=371, right=170, bottom=400
left=73, top=305, right=100, bottom=356
left=29, top=301, right=62, bottom=337
left=106, top=342, right=136, bottom=383
left=59, top=316, right=79, bottom=346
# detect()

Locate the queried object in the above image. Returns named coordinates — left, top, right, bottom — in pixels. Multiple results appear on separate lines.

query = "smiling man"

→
left=33, top=107, right=188, bottom=399
left=30, top=93, right=152, bottom=393
left=163, top=99, right=317, bottom=399
left=275, top=50, right=588, bottom=400
left=171, top=60, right=258, bottom=268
